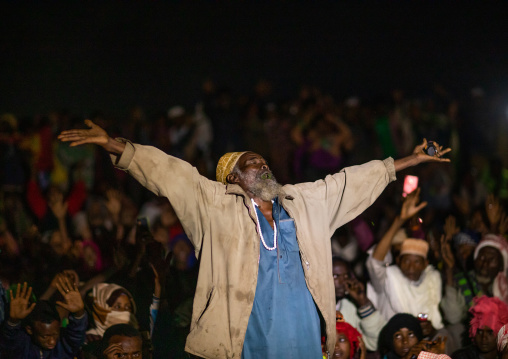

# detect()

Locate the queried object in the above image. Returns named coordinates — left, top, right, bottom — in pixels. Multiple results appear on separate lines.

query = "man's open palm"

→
left=58, top=120, right=108, bottom=147
left=55, top=274, right=84, bottom=315
left=9, top=282, right=36, bottom=322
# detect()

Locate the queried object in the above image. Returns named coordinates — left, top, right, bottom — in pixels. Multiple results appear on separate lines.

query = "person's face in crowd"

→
left=112, top=294, right=133, bottom=312
left=160, top=203, right=178, bottom=228
left=228, top=152, right=282, bottom=202
left=28, top=320, right=60, bottom=351
left=458, top=243, right=476, bottom=262
left=49, top=231, right=71, bottom=256
left=397, top=254, right=428, bottom=282
left=333, top=332, right=351, bottom=359
left=104, top=334, right=142, bottom=359
left=153, top=227, right=169, bottom=245
left=419, top=319, right=435, bottom=338
left=474, top=247, right=503, bottom=283
left=83, top=245, right=98, bottom=268
left=392, top=327, right=419, bottom=358
left=474, top=325, right=497, bottom=354
left=333, top=262, right=349, bottom=299
left=173, top=240, right=192, bottom=269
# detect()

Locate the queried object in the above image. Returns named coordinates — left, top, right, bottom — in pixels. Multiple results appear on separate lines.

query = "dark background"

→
left=1, top=2, right=508, bottom=117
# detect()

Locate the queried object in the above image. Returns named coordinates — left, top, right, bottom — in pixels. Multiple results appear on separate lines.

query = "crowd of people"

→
left=0, top=79, right=507, bottom=358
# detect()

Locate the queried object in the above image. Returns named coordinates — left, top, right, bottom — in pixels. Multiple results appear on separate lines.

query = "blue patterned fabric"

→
left=242, top=199, right=322, bottom=358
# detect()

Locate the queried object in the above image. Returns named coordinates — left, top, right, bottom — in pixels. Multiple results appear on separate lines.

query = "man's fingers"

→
left=26, top=286, right=33, bottom=300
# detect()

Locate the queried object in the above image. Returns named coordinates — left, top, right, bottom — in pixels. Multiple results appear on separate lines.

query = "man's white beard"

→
left=240, top=171, right=283, bottom=201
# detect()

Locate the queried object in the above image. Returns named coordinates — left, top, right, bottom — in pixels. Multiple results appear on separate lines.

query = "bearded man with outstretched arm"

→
left=59, top=120, right=450, bottom=359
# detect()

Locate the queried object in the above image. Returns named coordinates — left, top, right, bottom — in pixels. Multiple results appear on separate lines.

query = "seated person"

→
left=333, top=257, right=385, bottom=351
left=366, top=189, right=443, bottom=330
left=379, top=313, right=424, bottom=359
left=380, top=313, right=446, bottom=359
left=441, top=234, right=508, bottom=325
left=324, top=311, right=365, bottom=359
left=451, top=296, right=508, bottom=359
left=0, top=279, right=88, bottom=358
left=99, top=324, right=143, bottom=359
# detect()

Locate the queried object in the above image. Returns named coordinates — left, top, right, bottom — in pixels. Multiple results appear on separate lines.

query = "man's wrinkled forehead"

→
left=236, top=152, right=264, bottom=169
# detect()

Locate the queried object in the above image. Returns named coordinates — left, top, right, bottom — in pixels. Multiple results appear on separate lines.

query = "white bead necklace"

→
left=251, top=198, right=277, bottom=251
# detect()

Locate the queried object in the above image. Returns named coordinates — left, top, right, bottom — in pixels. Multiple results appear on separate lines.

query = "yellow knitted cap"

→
left=216, top=152, right=247, bottom=185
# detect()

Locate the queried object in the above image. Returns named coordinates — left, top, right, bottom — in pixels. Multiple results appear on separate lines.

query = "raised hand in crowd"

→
left=440, top=234, right=455, bottom=287
left=54, top=274, right=85, bottom=317
left=400, top=188, right=428, bottom=222
left=345, top=277, right=370, bottom=307
left=48, top=191, right=68, bottom=221
left=443, top=215, right=460, bottom=241
left=373, top=188, right=427, bottom=261
left=8, top=282, right=36, bottom=324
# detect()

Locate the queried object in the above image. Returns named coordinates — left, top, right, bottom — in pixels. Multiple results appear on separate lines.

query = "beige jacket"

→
left=112, top=140, right=396, bottom=358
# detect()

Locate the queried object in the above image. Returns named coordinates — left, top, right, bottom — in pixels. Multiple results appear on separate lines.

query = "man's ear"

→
left=226, top=172, right=239, bottom=184
left=25, top=325, right=33, bottom=335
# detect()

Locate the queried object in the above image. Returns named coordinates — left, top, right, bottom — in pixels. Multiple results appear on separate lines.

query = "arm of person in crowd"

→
left=0, top=225, right=20, bottom=257
left=48, top=192, right=71, bottom=249
left=54, top=275, right=88, bottom=355
left=105, top=189, right=124, bottom=241
left=367, top=188, right=426, bottom=293
left=0, top=283, right=36, bottom=353
left=393, top=139, right=451, bottom=173
left=372, top=188, right=427, bottom=262
left=439, top=233, right=468, bottom=325
left=346, top=278, right=386, bottom=351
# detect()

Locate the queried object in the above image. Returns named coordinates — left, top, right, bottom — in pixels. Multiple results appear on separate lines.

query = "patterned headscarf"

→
left=216, top=152, right=247, bottom=185
left=469, top=296, right=508, bottom=338
left=474, top=234, right=508, bottom=303
left=497, top=324, right=508, bottom=352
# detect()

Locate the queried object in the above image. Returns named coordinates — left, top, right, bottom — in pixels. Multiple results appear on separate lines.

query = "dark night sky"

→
left=1, top=2, right=508, bottom=117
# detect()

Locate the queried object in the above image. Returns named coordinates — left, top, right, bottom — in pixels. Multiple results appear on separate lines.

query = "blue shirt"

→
left=242, top=199, right=322, bottom=358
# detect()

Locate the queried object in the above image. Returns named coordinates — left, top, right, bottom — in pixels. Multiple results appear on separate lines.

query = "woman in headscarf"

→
left=86, top=283, right=138, bottom=341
